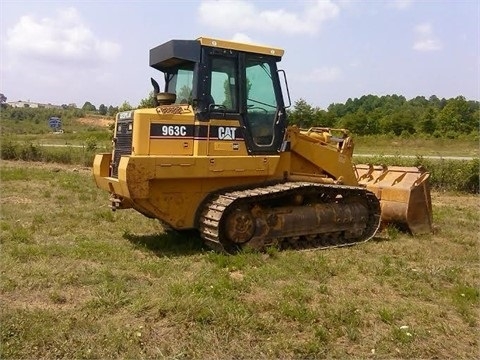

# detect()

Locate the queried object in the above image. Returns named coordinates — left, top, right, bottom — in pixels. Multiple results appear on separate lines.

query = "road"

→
left=355, top=154, right=475, bottom=161
left=38, top=144, right=110, bottom=150
left=39, top=144, right=85, bottom=148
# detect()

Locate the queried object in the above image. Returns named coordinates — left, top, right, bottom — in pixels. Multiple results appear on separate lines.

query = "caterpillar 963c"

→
left=93, top=37, right=433, bottom=252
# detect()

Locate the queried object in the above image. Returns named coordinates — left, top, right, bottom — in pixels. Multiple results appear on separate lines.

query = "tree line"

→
left=81, top=99, right=147, bottom=115
left=287, top=95, right=479, bottom=138
left=2, top=92, right=478, bottom=139
left=1, top=106, right=85, bottom=124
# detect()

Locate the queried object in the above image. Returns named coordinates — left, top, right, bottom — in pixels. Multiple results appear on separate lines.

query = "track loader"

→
left=93, top=37, right=433, bottom=252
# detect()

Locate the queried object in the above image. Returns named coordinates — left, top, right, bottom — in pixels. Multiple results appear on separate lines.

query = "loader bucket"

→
left=355, top=164, right=433, bottom=235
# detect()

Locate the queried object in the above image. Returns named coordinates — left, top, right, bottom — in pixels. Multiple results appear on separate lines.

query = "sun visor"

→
left=149, top=40, right=201, bottom=71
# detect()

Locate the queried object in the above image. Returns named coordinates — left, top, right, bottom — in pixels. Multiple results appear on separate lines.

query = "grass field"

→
left=354, top=136, right=479, bottom=157
left=0, top=160, right=479, bottom=359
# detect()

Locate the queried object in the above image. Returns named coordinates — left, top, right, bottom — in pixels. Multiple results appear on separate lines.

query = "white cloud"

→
left=6, top=7, right=121, bottom=66
left=300, top=67, right=342, bottom=83
left=390, top=0, right=414, bottom=10
left=230, top=33, right=277, bottom=47
left=198, top=0, right=340, bottom=35
left=413, top=23, right=442, bottom=51
left=3, top=7, right=122, bottom=105
left=231, top=33, right=255, bottom=43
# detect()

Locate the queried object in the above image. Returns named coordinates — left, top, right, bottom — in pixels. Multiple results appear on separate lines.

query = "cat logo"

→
left=218, top=126, right=237, bottom=140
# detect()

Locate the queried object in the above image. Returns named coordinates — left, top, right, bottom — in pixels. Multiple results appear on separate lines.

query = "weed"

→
left=327, top=302, right=362, bottom=331
left=48, top=291, right=67, bottom=304
left=391, top=326, right=415, bottom=344
left=206, top=250, right=264, bottom=270
left=95, top=210, right=115, bottom=222
left=30, top=214, right=45, bottom=231
left=384, top=225, right=400, bottom=240
left=85, top=137, right=98, bottom=151
left=265, top=244, right=280, bottom=258
left=281, top=282, right=314, bottom=303
left=279, top=301, right=318, bottom=323
left=314, top=325, right=330, bottom=344
left=0, top=277, right=17, bottom=292
left=378, top=307, right=402, bottom=324
left=452, top=284, right=480, bottom=326
left=8, top=226, right=33, bottom=244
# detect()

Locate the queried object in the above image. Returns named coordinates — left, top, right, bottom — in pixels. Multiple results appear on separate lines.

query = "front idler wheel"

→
left=224, top=208, right=256, bottom=244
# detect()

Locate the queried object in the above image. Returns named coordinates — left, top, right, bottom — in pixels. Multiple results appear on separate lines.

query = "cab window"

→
left=210, top=57, right=238, bottom=112
left=246, top=57, right=278, bottom=146
left=164, top=65, right=194, bottom=104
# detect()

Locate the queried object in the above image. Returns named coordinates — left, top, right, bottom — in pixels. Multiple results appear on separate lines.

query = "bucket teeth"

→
left=355, top=165, right=433, bottom=234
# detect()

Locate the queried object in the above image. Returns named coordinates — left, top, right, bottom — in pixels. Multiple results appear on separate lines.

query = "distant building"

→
left=7, top=100, right=63, bottom=109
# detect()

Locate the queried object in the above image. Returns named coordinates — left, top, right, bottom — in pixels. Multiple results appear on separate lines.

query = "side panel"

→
left=133, top=110, right=252, bottom=157
left=149, top=123, right=194, bottom=155
left=133, top=109, right=195, bottom=156
left=206, top=119, right=248, bottom=156
left=119, top=155, right=286, bottom=229
left=153, top=156, right=279, bottom=179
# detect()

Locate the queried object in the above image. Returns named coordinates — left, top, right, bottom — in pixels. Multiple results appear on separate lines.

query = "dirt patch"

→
left=76, top=117, right=113, bottom=127
left=0, top=160, right=91, bottom=175
left=0, top=286, right=93, bottom=311
left=1, top=196, right=33, bottom=205
left=432, top=192, right=480, bottom=208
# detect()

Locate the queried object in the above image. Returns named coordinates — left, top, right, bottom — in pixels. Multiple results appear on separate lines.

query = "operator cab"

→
left=149, top=37, right=290, bottom=155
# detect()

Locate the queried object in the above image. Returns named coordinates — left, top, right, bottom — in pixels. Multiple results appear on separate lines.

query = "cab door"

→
left=199, top=48, right=286, bottom=156
left=242, top=55, right=286, bottom=155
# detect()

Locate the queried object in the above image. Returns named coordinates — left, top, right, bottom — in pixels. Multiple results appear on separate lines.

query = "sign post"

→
left=48, top=117, right=62, bottom=132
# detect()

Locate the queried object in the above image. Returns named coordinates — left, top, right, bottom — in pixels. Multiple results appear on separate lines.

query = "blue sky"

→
left=1, top=0, right=478, bottom=109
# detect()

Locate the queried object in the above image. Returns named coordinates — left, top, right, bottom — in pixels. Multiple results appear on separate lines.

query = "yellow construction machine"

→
left=93, top=37, right=433, bottom=252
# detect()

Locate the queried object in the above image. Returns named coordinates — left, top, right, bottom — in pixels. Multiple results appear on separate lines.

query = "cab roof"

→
left=150, top=37, right=284, bottom=71
left=197, top=37, right=284, bottom=57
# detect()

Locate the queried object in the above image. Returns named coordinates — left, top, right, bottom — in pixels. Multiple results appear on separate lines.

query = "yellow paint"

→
left=213, top=142, right=232, bottom=151
left=198, top=37, right=284, bottom=57
left=93, top=37, right=433, bottom=235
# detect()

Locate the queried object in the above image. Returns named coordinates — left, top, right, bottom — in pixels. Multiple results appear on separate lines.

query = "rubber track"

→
left=198, top=182, right=381, bottom=253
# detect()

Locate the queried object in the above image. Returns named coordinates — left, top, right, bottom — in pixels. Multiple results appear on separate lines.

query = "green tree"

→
left=118, top=101, right=133, bottom=112
left=418, top=107, right=437, bottom=134
left=436, top=96, right=478, bottom=135
left=82, top=101, right=96, bottom=112
left=327, top=102, right=347, bottom=118
left=315, top=109, right=337, bottom=128
left=272, top=94, right=479, bottom=137
left=0, top=93, right=7, bottom=109
left=409, top=95, right=429, bottom=107
left=338, top=110, right=370, bottom=135
left=98, top=104, right=107, bottom=115
left=107, top=105, right=118, bottom=117
left=288, top=99, right=317, bottom=127
left=380, top=111, right=415, bottom=136
left=138, top=91, right=156, bottom=108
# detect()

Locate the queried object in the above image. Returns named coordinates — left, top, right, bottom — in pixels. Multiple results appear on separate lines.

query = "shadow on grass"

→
left=124, top=230, right=208, bottom=257
left=369, top=234, right=391, bottom=243
left=125, top=230, right=396, bottom=257
left=369, top=224, right=417, bottom=243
